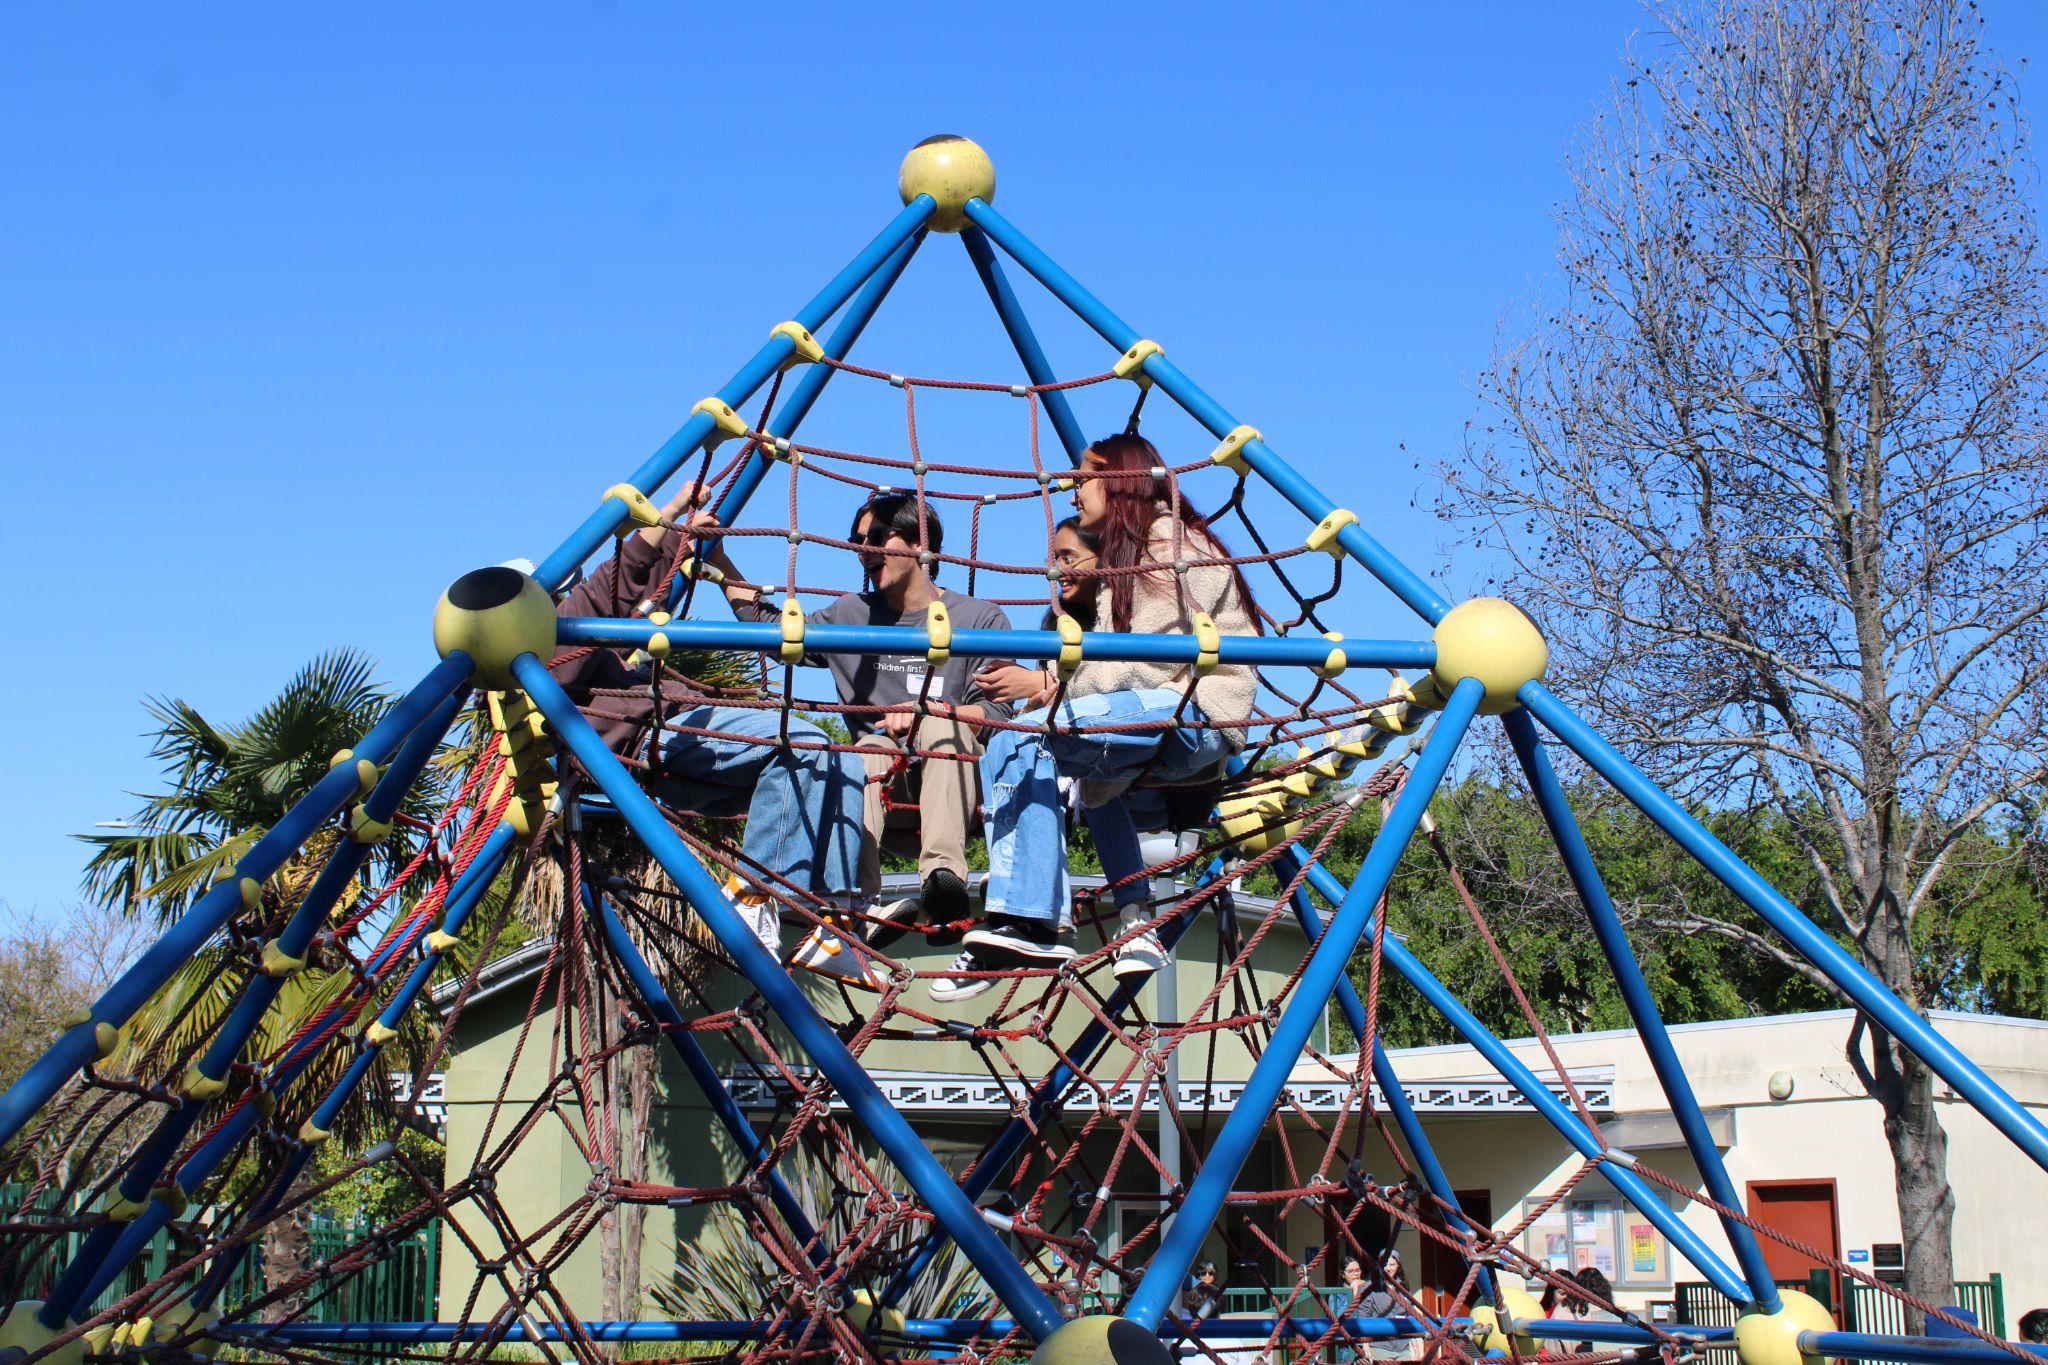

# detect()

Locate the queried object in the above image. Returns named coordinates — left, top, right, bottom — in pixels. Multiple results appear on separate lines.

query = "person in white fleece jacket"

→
left=933, top=432, right=1261, bottom=1001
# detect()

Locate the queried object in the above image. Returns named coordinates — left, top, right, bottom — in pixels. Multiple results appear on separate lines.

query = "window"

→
left=1518, top=1186, right=1672, bottom=1289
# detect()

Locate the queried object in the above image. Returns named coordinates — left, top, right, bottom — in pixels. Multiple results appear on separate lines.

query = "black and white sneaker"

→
left=964, top=912, right=1079, bottom=966
left=928, top=947, right=996, bottom=1003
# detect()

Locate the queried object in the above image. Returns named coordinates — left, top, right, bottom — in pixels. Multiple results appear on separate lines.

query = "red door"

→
left=1418, top=1189, right=1492, bottom=1314
left=1746, top=1180, right=1841, bottom=1312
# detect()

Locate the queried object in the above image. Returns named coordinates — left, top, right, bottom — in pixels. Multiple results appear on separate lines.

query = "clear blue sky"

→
left=7, top=4, right=2048, bottom=914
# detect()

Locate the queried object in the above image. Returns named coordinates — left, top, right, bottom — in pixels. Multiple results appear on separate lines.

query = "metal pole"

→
left=959, top=198, right=1452, bottom=625
left=1522, top=681, right=2048, bottom=1174
left=533, top=197, right=937, bottom=592
left=584, top=881, right=824, bottom=1260
left=508, top=654, right=1065, bottom=1340
left=960, top=227, right=1087, bottom=462
left=190, top=827, right=517, bottom=1310
left=554, top=615, right=1434, bottom=672
left=1124, top=680, right=1484, bottom=1329
left=1504, top=707, right=1781, bottom=1311
left=709, top=229, right=926, bottom=534
left=1282, top=841, right=1753, bottom=1304
left=0, top=650, right=474, bottom=1152
left=46, top=689, right=468, bottom=1312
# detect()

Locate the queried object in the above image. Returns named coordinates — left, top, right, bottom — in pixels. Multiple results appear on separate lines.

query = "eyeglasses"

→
left=1051, top=548, right=1096, bottom=567
left=856, top=526, right=901, bottom=549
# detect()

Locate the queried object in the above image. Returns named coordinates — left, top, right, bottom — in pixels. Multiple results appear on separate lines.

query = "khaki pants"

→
left=856, top=715, right=983, bottom=897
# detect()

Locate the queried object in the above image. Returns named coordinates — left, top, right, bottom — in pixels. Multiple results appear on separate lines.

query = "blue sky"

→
left=6, top=3, right=2048, bottom=914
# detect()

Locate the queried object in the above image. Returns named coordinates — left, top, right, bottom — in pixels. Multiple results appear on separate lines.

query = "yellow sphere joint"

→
left=898, top=134, right=995, bottom=232
left=1472, top=1283, right=1543, bottom=1354
left=1030, top=1315, right=1173, bottom=1365
left=1734, top=1288, right=1835, bottom=1365
left=2, top=1302, right=89, bottom=1365
left=1429, top=597, right=1548, bottom=715
left=845, top=1288, right=906, bottom=1339
left=432, top=567, right=559, bottom=689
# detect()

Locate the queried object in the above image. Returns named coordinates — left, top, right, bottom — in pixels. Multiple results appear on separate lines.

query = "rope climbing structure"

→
left=3, top=136, right=2046, bottom=1365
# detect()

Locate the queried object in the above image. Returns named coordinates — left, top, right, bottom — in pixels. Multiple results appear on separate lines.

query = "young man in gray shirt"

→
left=697, top=492, right=1011, bottom=985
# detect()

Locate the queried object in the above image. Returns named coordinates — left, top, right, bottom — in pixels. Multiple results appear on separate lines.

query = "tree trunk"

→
left=1863, top=1022, right=1957, bottom=1335
left=261, top=1186, right=311, bottom=1322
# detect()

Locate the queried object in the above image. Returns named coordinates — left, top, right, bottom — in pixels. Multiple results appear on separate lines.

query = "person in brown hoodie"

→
left=546, top=483, right=870, bottom=968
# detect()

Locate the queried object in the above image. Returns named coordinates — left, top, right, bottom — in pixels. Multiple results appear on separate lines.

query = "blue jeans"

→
left=981, top=688, right=1236, bottom=924
left=654, top=705, right=866, bottom=896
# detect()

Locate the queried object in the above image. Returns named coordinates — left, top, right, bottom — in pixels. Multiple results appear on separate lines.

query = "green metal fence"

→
left=1, top=1185, right=436, bottom=1325
left=1676, top=1270, right=2006, bottom=1341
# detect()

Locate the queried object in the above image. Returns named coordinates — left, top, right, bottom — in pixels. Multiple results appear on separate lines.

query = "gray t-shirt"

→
left=802, top=589, right=1014, bottom=739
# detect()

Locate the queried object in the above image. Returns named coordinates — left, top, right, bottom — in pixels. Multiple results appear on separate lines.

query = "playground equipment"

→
left=3, top=136, right=2046, bottom=1365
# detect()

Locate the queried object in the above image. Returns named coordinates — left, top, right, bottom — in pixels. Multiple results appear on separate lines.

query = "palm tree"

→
left=75, top=650, right=470, bottom=1316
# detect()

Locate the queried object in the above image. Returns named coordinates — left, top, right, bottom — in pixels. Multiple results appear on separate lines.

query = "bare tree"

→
left=1444, top=0, right=2048, bottom=1320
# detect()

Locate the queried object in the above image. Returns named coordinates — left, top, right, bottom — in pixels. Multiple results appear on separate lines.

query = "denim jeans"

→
left=981, top=688, right=1236, bottom=924
left=653, top=704, right=866, bottom=896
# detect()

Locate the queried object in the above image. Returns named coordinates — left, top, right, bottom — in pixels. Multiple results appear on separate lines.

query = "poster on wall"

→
left=1629, top=1224, right=1658, bottom=1276
left=1546, top=1234, right=1569, bottom=1267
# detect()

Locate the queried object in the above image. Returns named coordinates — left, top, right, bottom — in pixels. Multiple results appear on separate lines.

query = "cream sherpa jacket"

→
left=1069, top=515, right=1258, bottom=798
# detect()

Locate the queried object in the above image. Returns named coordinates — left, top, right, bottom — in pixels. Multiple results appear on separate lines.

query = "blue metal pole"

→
left=0, top=651, right=474, bottom=1153
left=960, top=227, right=1088, bottom=462
left=508, top=653, right=1064, bottom=1339
left=960, top=198, right=1452, bottom=625
left=709, top=230, right=925, bottom=535
left=554, top=616, right=1434, bottom=672
left=189, top=825, right=517, bottom=1311
left=534, top=198, right=937, bottom=593
left=47, top=688, right=470, bottom=1312
left=1264, top=845, right=1477, bottom=1244
left=1522, top=681, right=2048, bottom=1174
left=1286, top=850, right=1751, bottom=1303
left=1803, top=1332, right=2048, bottom=1364
left=1504, top=707, right=1781, bottom=1312
left=584, top=881, right=823, bottom=1260
left=1124, top=680, right=1484, bottom=1330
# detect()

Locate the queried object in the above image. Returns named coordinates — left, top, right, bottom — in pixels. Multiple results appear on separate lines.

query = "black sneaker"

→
left=921, top=869, right=971, bottom=946
left=964, top=912, right=1079, bottom=966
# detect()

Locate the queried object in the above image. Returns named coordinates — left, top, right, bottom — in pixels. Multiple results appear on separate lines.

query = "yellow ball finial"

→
left=1429, top=597, right=1548, bottom=715
left=432, top=567, right=558, bottom=688
left=1030, top=1316, right=1172, bottom=1365
left=1734, top=1289, right=1836, bottom=1365
left=899, top=134, right=995, bottom=232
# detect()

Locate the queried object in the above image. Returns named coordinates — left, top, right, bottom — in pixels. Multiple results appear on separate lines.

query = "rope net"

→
left=0, top=352, right=1997, bottom=1365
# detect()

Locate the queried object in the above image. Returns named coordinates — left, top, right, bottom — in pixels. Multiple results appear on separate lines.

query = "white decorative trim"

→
left=722, top=1068, right=1612, bottom=1117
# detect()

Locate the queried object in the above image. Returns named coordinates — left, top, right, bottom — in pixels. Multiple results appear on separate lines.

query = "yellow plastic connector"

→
left=1055, top=613, right=1085, bottom=678
left=644, top=609, right=672, bottom=661
left=1208, top=424, right=1262, bottom=476
left=1317, top=630, right=1348, bottom=679
left=364, top=1020, right=398, bottom=1046
left=779, top=597, right=806, bottom=665
left=769, top=321, right=825, bottom=370
left=150, top=1182, right=191, bottom=1218
left=329, top=749, right=381, bottom=796
left=1306, top=507, right=1359, bottom=556
left=692, top=396, right=749, bottom=448
left=348, top=807, right=392, bottom=846
left=61, top=1008, right=121, bottom=1060
left=101, top=1190, right=150, bottom=1223
left=1192, top=612, right=1220, bottom=676
left=178, top=1063, right=228, bottom=1102
left=678, top=556, right=724, bottom=585
left=601, top=482, right=662, bottom=533
left=297, top=1119, right=332, bottom=1147
left=1112, top=339, right=1162, bottom=387
left=259, top=940, right=308, bottom=978
left=426, top=929, right=460, bottom=953
left=1366, top=676, right=1422, bottom=735
left=925, top=597, right=951, bottom=667
left=212, top=867, right=263, bottom=913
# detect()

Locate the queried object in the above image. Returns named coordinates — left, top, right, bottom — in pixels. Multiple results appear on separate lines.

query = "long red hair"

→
left=1084, top=432, right=1260, bottom=634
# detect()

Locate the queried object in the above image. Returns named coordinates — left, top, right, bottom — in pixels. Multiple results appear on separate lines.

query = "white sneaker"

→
left=928, top=948, right=996, bottom=1003
left=1112, top=906, right=1168, bottom=979
left=792, top=916, right=886, bottom=991
left=722, top=878, right=781, bottom=957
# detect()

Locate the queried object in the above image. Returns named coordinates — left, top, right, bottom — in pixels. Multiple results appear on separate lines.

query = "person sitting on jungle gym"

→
left=934, top=432, right=1260, bottom=1002
left=546, top=481, right=870, bottom=965
left=691, top=491, right=1014, bottom=984
left=976, top=516, right=1102, bottom=713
